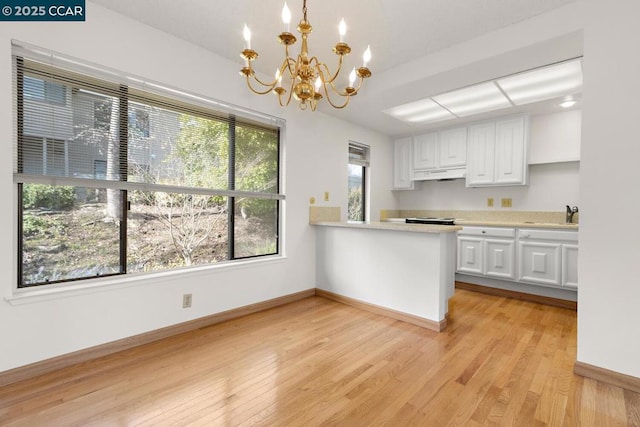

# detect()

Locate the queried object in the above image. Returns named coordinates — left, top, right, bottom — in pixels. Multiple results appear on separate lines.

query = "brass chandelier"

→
left=240, top=0, right=372, bottom=111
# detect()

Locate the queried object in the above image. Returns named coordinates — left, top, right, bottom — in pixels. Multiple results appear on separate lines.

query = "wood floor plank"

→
left=2, top=289, right=640, bottom=426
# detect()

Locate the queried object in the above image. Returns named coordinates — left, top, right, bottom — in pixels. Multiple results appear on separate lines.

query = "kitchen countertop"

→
left=454, top=219, right=578, bottom=230
left=384, top=217, right=578, bottom=230
left=311, top=221, right=462, bottom=233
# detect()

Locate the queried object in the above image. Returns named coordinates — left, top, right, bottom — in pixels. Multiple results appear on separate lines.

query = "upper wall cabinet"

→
left=438, top=127, right=467, bottom=168
left=412, top=126, right=467, bottom=180
left=467, top=115, right=529, bottom=187
left=393, top=137, right=414, bottom=190
left=528, top=110, right=581, bottom=164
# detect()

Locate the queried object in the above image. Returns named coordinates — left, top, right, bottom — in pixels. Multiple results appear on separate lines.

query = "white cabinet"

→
left=413, top=132, right=438, bottom=170
left=412, top=127, right=467, bottom=180
left=485, top=239, right=516, bottom=279
left=562, top=244, right=579, bottom=289
left=438, top=127, right=467, bottom=168
left=467, top=115, right=528, bottom=187
left=457, top=237, right=483, bottom=275
left=457, top=226, right=579, bottom=291
left=467, top=122, right=495, bottom=186
left=393, top=137, right=414, bottom=190
left=519, top=241, right=562, bottom=286
left=517, top=228, right=579, bottom=289
left=457, top=227, right=516, bottom=279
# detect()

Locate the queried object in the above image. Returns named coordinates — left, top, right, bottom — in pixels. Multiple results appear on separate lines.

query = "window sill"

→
left=5, top=255, right=287, bottom=306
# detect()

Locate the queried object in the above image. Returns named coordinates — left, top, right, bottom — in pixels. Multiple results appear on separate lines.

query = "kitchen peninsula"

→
left=312, top=219, right=461, bottom=331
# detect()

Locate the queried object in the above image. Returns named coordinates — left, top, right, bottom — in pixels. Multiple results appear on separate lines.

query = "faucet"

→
left=566, top=205, right=579, bottom=223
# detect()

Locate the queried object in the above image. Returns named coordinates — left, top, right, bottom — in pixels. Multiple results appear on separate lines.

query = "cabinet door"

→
left=393, top=137, right=414, bottom=190
left=466, top=122, right=495, bottom=186
left=439, top=127, right=467, bottom=168
left=413, top=132, right=438, bottom=170
left=494, top=116, right=526, bottom=185
left=518, top=241, right=561, bottom=286
left=485, top=239, right=515, bottom=279
left=457, top=236, right=483, bottom=275
left=562, top=244, right=579, bottom=289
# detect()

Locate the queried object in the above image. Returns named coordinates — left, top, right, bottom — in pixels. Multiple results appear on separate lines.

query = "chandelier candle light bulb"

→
left=362, top=45, right=371, bottom=67
left=239, top=0, right=372, bottom=111
left=243, top=24, right=251, bottom=49
left=282, top=2, right=291, bottom=33
left=339, top=18, right=346, bottom=43
left=349, top=67, right=356, bottom=87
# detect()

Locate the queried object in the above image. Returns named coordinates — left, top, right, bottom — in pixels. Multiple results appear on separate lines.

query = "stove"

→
left=405, top=217, right=456, bottom=225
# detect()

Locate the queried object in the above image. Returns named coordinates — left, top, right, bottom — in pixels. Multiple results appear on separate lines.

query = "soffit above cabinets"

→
left=383, top=58, right=583, bottom=125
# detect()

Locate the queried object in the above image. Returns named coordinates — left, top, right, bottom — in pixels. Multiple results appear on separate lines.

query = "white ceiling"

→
left=90, top=0, right=582, bottom=136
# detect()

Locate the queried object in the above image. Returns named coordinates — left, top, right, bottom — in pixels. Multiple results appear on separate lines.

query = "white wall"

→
left=394, top=111, right=581, bottom=212
left=577, top=0, right=640, bottom=378
left=0, top=4, right=393, bottom=372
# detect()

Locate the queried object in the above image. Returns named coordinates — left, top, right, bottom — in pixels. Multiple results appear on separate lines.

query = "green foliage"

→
left=23, top=184, right=76, bottom=210
left=174, top=115, right=229, bottom=189
left=22, top=214, right=63, bottom=237
left=173, top=115, right=278, bottom=217
left=348, top=186, right=364, bottom=221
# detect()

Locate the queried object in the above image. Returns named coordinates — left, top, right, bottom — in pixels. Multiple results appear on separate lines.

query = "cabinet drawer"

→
left=518, top=228, right=578, bottom=242
left=459, top=226, right=515, bottom=238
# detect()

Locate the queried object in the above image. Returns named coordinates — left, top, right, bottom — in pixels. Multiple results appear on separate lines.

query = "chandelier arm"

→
left=324, top=77, right=352, bottom=97
left=283, top=76, right=296, bottom=106
left=245, top=75, right=278, bottom=95
left=321, top=86, right=352, bottom=109
left=252, top=73, right=279, bottom=88
left=283, top=46, right=297, bottom=77
left=284, top=57, right=297, bottom=79
left=318, top=57, right=344, bottom=84
left=352, top=75, right=365, bottom=92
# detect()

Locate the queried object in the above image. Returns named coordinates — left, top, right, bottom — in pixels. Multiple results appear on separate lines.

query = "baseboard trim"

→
left=574, top=361, right=640, bottom=394
left=0, top=289, right=315, bottom=387
left=315, top=289, right=446, bottom=332
left=455, top=281, right=577, bottom=310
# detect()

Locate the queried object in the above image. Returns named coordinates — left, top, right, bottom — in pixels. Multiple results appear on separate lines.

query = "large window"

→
left=348, top=142, right=369, bottom=222
left=15, top=55, right=282, bottom=288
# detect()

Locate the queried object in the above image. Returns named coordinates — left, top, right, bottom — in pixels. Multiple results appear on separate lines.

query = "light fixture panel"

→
left=383, top=98, right=455, bottom=124
left=497, top=59, right=583, bottom=105
left=432, top=82, right=511, bottom=117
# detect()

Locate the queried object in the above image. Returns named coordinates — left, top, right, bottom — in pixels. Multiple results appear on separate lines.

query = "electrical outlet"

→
left=309, top=196, right=316, bottom=205
left=501, top=198, right=512, bottom=208
left=324, top=191, right=329, bottom=201
left=182, top=293, right=192, bottom=308
left=487, top=197, right=494, bottom=208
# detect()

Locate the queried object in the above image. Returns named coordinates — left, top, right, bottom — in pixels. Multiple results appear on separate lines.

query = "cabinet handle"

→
left=482, top=230, right=486, bottom=234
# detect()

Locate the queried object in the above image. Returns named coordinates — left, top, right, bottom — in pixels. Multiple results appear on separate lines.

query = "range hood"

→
left=411, top=167, right=466, bottom=181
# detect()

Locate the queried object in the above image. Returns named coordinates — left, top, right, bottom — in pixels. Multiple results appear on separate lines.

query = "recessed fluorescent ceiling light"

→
left=497, top=58, right=582, bottom=105
left=382, top=57, right=583, bottom=125
left=383, top=98, right=455, bottom=123
left=432, top=82, right=512, bottom=117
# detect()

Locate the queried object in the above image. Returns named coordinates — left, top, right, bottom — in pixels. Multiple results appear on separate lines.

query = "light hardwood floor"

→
left=1, top=289, right=639, bottom=426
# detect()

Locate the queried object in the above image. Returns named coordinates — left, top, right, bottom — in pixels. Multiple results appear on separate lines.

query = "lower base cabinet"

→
left=457, top=227, right=516, bottom=279
left=457, top=226, right=578, bottom=290
left=485, top=239, right=516, bottom=279
left=518, top=241, right=562, bottom=286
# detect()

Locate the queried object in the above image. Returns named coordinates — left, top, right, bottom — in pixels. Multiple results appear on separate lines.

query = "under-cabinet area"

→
left=456, top=225, right=578, bottom=296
